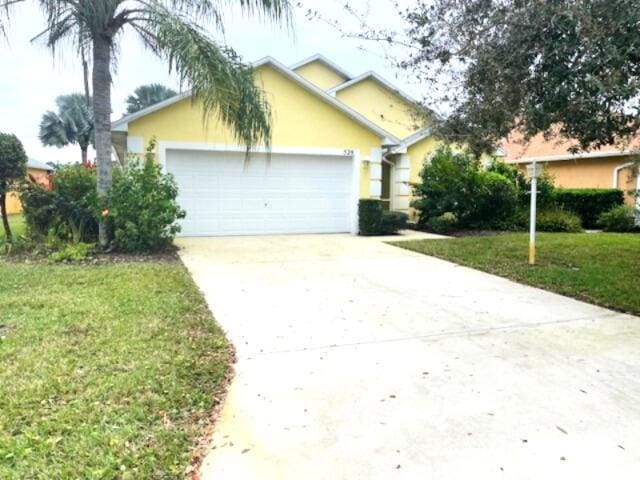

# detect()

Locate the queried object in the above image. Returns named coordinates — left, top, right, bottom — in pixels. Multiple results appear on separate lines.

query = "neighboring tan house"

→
left=7, top=158, right=54, bottom=215
left=501, top=131, right=639, bottom=205
left=111, top=54, right=439, bottom=236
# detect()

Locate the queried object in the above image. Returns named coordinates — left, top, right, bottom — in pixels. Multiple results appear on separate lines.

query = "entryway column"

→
left=393, top=154, right=411, bottom=213
left=369, top=148, right=382, bottom=198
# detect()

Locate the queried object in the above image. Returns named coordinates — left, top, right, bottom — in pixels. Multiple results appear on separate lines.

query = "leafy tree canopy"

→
left=0, top=132, right=27, bottom=241
left=398, top=0, right=640, bottom=154
left=125, top=84, right=177, bottom=114
left=0, top=132, right=27, bottom=192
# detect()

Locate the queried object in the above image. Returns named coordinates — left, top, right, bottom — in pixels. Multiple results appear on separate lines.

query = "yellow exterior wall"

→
left=127, top=64, right=383, bottom=198
left=335, top=78, right=428, bottom=139
left=407, top=136, right=441, bottom=185
left=516, top=156, right=638, bottom=205
left=293, top=60, right=348, bottom=90
left=6, top=167, right=51, bottom=214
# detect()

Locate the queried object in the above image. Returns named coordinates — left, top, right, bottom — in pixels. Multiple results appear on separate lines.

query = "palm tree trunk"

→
left=0, top=191, right=12, bottom=243
left=81, top=146, right=88, bottom=165
left=81, top=46, right=91, bottom=105
left=92, top=35, right=113, bottom=249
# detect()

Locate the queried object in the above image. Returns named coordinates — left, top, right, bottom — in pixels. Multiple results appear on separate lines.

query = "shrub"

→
left=427, top=212, right=458, bottom=234
left=358, top=199, right=383, bottom=235
left=358, top=199, right=407, bottom=235
left=554, top=188, right=624, bottom=228
left=412, top=146, right=480, bottom=227
left=52, top=165, right=99, bottom=242
left=50, top=242, right=94, bottom=262
left=535, top=209, right=583, bottom=232
left=472, top=171, right=518, bottom=228
left=597, top=205, right=637, bottom=232
left=20, top=182, right=56, bottom=237
left=487, top=159, right=555, bottom=210
left=413, top=148, right=520, bottom=229
left=107, top=159, right=185, bottom=252
left=20, top=164, right=98, bottom=242
left=380, top=211, right=409, bottom=235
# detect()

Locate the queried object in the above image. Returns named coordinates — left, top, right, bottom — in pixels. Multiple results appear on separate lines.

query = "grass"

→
left=2, top=214, right=26, bottom=239
left=0, top=258, right=231, bottom=479
left=393, top=233, right=640, bottom=316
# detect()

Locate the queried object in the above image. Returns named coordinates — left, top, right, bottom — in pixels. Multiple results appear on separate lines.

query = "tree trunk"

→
left=81, top=46, right=91, bottom=105
left=0, top=191, right=12, bottom=243
left=81, top=146, right=88, bottom=165
left=92, top=35, right=113, bottom=249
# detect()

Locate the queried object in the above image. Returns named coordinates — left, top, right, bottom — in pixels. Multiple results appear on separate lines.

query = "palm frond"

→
left=40, top=93, right=94, bottom=150
left=138, top=6, right=272, bottom=152
left=126, top=83, right=177, bottom=114
left=0, top=0, right=26, bottom=39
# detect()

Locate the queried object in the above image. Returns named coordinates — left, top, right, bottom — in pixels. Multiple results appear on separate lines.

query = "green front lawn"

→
left=0, top=259, right=231, bottom=478
left=1, top=214, right=26, bottom=241
left=393, top=233, right=640, bottom=315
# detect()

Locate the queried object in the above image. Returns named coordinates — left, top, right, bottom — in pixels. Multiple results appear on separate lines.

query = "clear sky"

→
left=0, top=0, right=423, bottom=164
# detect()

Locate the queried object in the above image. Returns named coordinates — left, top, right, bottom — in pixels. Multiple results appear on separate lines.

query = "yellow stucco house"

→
left=112, top=55, right=439, bottom=236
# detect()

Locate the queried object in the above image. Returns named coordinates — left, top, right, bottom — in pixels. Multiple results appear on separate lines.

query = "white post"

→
left=529, top=171, right=537, bottom=265
left=526, top=161, right=541, bottom=265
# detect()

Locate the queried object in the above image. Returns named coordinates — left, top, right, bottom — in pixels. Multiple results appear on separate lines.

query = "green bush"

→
left=597, top=205, right=637, bottom=232
left=107, top=159, right=185, bottom=252
left=20, top=165, right=98, bottom=242
left=473, top=171, right=518, bottom=228
left=20, top=183, right=56, bottom=237
left=427, top=212, right=458, bottom=234
left=50, top=242, right=94, bottom=262
left=358, top=199, right=383, bottom=235
left=487, top=159, right=556, bottom=210
left=412, top=146, right=480, bottom=227
left=535, top=209, right=583, bottom=232
left=380, top=210, right=409, bottom=234
left=358, top=199, right=407, bottom=235
left=412, top=147, right=520, bottom=229
left=554, top=188, right=624, bottom=228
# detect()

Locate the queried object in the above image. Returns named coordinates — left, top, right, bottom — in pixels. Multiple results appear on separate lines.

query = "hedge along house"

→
left=500, top=131, right=640, bottom=206
left=111, top=55, right=439, bottom=237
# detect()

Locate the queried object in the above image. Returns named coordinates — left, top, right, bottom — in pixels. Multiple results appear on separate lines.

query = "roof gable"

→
left=112, top=57, right=399, bottom=144
left=329, top=72, right=430, bottom=139
left=290, top=54, right=352, bottom=84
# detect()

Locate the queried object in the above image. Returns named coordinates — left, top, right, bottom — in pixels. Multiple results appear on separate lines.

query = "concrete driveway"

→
left=178, top=234, right=640, bottom=480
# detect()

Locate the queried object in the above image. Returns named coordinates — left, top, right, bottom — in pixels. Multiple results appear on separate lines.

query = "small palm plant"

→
left=1, top=0, right=291, bottom=248
left=126, top=84, right=177, bottom=114
left=39, top=93, right=94, bottom=165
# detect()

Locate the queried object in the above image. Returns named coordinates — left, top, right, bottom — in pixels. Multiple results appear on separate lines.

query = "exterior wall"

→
left=6, top=168, right=51, bottom=214
left=335, top=79, right=427, bottom=139
left=127, top=64, right=383, bottom=199
left=293, top=61, right=347, bottom=90
left=514, top=156, right=638, bottom=205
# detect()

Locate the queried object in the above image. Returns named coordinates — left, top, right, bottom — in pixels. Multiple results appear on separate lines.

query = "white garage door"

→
left=166, top=149, right=355, bottom=236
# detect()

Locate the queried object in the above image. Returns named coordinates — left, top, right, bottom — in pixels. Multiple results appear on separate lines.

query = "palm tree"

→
left=39, top=93, right=93, bottom=164
left=126, top=83, right=177, bottom=114
left=2, top=0, right=290, bottom=248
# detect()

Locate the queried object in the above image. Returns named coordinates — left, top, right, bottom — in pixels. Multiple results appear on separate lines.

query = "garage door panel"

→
left=166, top=149, right=354, bottom=236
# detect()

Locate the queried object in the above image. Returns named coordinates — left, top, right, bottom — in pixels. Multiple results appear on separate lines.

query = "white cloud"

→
left=0, top=0, right=425, bottom=164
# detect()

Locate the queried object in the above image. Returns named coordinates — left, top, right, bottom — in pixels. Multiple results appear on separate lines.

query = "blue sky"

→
left=0, top=0, right=421, bottom=164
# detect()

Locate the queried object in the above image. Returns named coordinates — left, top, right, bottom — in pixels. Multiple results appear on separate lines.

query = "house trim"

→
left=506, top=149, right=640, bottom=164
